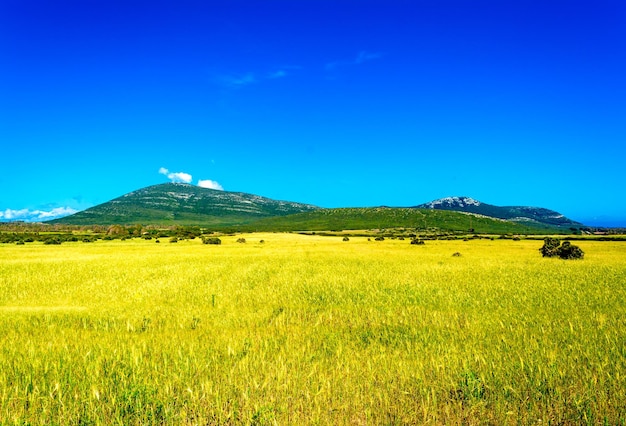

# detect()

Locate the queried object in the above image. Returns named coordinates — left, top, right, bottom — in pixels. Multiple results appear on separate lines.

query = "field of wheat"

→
left=0, top=234, right=625, bottom=424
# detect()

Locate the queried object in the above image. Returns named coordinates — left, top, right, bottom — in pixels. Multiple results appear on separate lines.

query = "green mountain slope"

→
left=50, top=183, right=319, bottom=225
left=237, top=207, right=565, bottom=234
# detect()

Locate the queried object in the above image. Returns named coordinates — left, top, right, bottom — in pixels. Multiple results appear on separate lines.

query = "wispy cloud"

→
left=159, top=167, right=193, bottom=184
left=217, top=66, right=299, bottom=88
left=198, top=179, right=224, bottom=190
left=326, top=50, right=383, bottom=70
left=220, top=73, right=256, bottom=87
left=355, top=51, right=382, bottom=64
left=268, top=70, right=288, bottom=79
left=0, top=207, right=78, bottom=222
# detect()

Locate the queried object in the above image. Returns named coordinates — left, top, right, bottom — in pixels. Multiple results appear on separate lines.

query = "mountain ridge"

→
left=414, top=196, right=581, bottom=227
left=49, top=185, right=582, bottom=231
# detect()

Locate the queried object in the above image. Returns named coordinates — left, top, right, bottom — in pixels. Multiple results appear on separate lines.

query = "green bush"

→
left=540, top=238, right=584, bottom=259
left=556, top=241, right=585, bottom=259
left=203, top=237, right=221, bottom=245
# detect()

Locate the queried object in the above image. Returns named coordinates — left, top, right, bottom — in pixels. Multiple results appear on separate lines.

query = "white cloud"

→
left=160, top=167, right=223, bottom=190
left=159, top=167, right=193, bottom=183
left=0, top=207, right=78, bottom=222
left=198, top=179, right=224, bottom=191
left=36, top=207, right=79, bottom=219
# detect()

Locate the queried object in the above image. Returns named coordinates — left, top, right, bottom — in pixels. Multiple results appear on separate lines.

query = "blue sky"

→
left=1, top=0, right=625, bottom=226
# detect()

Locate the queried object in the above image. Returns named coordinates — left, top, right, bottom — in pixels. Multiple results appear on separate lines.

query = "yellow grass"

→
left=0, top=234, right=625, bottom=424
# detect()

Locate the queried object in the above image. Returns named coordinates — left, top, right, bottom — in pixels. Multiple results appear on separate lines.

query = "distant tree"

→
left=107, top=225, right=128, bottom=237
left=169, top=237, right=178, bottom=243
left=374, top=236, right=385, bottom=241
left=342, top=236, right=350, bottom=241
left=236, top=238, right=246, bottom=243
left=410, top=239, right=425, bottom=245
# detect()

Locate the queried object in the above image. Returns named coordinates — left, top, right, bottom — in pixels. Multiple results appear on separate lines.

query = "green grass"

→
left=1, top=236, right=625, bottom=424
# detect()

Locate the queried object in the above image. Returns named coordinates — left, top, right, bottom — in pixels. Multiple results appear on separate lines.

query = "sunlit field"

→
left=1, top=235, right=625, bottom=424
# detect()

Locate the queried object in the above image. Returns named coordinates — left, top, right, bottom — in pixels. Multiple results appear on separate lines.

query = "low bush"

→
left=540, top=238, right=584, bottom=259
left=203, top=237, right=222, bottom=245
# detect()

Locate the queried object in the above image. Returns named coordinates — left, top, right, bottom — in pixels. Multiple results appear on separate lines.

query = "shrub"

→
left=236, top=238, right=246, bottom=243
left=540, top=238, right=561, bottom=257
left=540, top=238, right=584, bottom=259
left=410, top=239, right=425, bottom=245
left=203, top=237, right=222, bottom=245
left=374, top=236, right=385, bottom=241
left=342, top=237, right=350, bottom=242
left=169, top=237, right=178, bottom=243
left=556, top=241, right=584, bottom=259
left=452, top=252, right=462, bottom=257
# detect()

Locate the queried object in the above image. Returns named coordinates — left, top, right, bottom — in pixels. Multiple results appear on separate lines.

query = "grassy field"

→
left=1, top=235, right=625, bottom=424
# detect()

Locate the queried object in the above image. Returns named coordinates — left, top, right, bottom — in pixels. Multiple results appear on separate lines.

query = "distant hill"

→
left=414, top=196, right=581, bottom=228
left=50, top=183, right=319, bottom=226
left=49, top=184, right=581, bottom=234
left=236, top=207, right=566, bottom=234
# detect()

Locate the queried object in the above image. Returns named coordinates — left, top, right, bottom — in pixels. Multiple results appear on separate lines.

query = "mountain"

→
left=239, top=207, right=558, bottom=234
left=414, top=196, right=582, bottom=228
left=50, top=183, right=319, bottom=226
left=49, top=184, right=580, bottom=233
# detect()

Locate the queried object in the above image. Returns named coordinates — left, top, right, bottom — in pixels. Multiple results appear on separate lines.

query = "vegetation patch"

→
left=540, top=237, right=584, bottom=259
